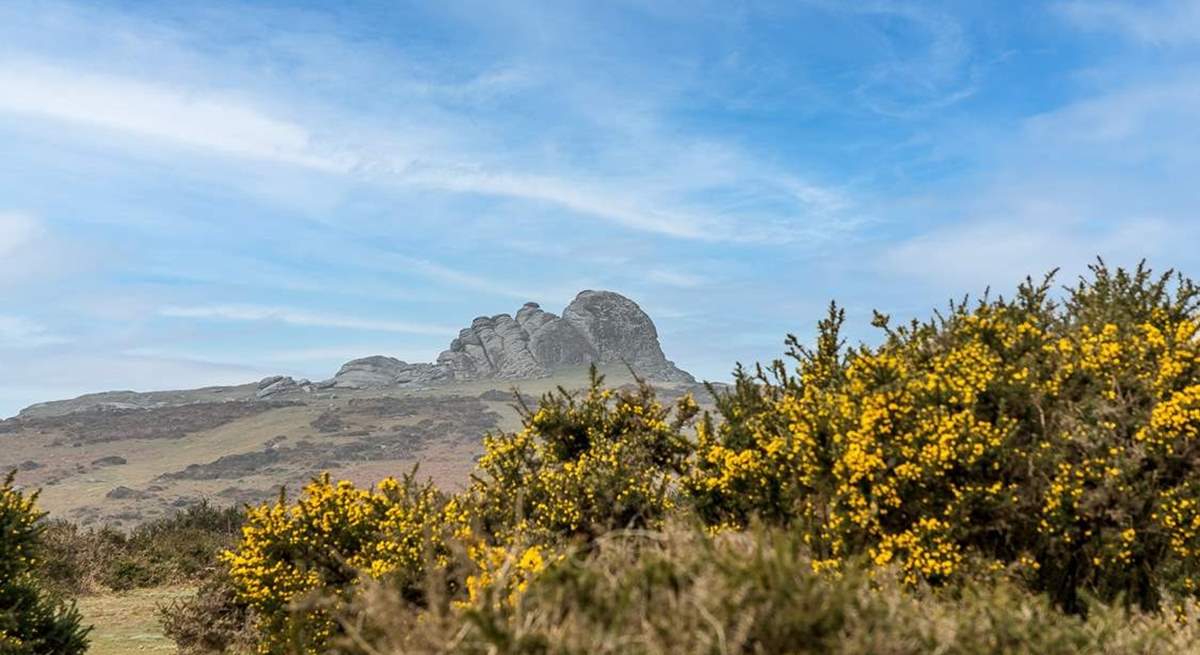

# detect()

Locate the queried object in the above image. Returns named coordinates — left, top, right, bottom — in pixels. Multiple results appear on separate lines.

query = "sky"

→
left=2, top=0, right=1199, bottom=416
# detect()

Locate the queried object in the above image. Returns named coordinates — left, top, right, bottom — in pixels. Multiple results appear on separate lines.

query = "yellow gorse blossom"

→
left=687, top=264, right=1200, bottom=609
left=221, top=263, right=1200, bottom=648
left=223, top=471, right=448, bottom=654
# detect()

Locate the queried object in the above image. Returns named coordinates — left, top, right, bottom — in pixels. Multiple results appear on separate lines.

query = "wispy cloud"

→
left=799, top=1, right=978, bottom=117
left=0, top=212, right=41, bottom=256
left=0, top=51, right=854, bottom=244
left=881, top=216, right=1174, bottom=293
left=0, top=315, right=67, bottom=348
left=1056, top=1, right=1200, bottom=46
left=646, top=268, right=707, bottom=289
left=0, top=60, right=345, bottom=170
left=159, top=304, right=457, bottom=335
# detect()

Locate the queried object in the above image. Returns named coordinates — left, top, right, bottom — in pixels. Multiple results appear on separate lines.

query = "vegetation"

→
left=16, top=260, right=1200, bottom=653
left=688, top=262, right=1200, bottom=611
left=337, top=526, right=1200, bottom=655
left=0, top=471, right=90, bottom=654
left=38, top=500, right=244, bottom=596
left=187, top=262, right=1200, bottom=654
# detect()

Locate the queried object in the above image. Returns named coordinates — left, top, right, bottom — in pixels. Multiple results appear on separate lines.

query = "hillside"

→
left=0, top=291, right=707, bottom=526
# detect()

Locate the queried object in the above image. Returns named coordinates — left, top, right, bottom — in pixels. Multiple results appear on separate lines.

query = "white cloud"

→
left=0, top=315, right=67, bottom=348
left=1057, top=1, right=1200, bottom=46
left=0, top=55, right=854, bottom=244
left=646, top=268, right=707, bottom=289
left=0, top=60, right=346, bottom=170
left=881, top=215, right=1175, bottom=294
left=0, top=212, right=41, bottom=257
left=159, top=304, right=457, bottom=336
left=403, top=168, right=712, bottom=240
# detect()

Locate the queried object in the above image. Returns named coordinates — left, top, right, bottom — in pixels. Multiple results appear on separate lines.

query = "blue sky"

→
left=2, top=0, right=1199, bottom=416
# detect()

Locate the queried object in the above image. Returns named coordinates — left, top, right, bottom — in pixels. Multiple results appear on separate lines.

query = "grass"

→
left=77, top=586, right=193, bottom=654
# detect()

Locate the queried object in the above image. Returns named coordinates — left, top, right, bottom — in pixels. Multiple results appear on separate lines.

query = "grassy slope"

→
left=3, top=366, right=697, bottom=527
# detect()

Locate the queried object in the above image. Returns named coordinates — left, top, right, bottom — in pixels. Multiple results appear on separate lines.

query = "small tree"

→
left=0, top=471, right=90, bottom=654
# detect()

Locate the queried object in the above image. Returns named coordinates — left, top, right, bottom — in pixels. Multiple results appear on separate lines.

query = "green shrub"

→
left=0, top=471, right=90, bottom=654
left=39, top=500, right=244, bottom=594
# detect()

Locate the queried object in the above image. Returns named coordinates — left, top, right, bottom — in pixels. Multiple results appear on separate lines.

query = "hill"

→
left=0, top=291, right=707, bottom=526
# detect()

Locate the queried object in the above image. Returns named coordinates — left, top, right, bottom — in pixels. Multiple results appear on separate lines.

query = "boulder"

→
left=331, top=356, right=450, bottom=389
left=256, top=375, right=298, bottom=398
left=563, top=290, right=694, bottom=382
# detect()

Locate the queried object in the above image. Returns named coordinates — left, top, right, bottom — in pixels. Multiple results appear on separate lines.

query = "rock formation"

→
left=326, top=357, right=450, bottom=390
left=331, top=290, right=693, bottom=388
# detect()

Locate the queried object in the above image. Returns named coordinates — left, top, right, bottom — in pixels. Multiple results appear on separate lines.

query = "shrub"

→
left=334, top=525, right=1200, bottom=655
left=159, top=565, right=254, bottom=655
left=221, top=470, right=448, bottom=654
left=211, top=261, right=1200, bottom=652
left=38, top=500, right=244, bottom=594
left=687, top=262, right=1200, bottom=610
left=463, top=368, right=698, bottom=546
left=0, top=471, right=90, bottom=655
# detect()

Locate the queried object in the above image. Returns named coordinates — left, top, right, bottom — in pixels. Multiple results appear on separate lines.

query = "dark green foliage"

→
left=0, top=471, right=90, bottom=654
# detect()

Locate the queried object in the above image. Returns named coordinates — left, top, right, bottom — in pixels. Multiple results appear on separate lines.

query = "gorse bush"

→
left=689, top=262, right=1200, bottom=611
left=0, top=472, right=89, bottom=655
left=220, top=374, right=699, bottom=653
left=453, top=374, right=699, bottom=607
left=222, top=471, right=448, bottom=653
left=210, top=262, right=1200, bottom=653
left=462, top=372, right=699, bottom=544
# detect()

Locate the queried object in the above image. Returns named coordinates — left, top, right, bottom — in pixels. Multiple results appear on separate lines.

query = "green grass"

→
left=77, top=586, right=193, bottom=654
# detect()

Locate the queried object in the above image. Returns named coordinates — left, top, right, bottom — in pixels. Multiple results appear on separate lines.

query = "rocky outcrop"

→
left=436, top=302, right=600, bottom=380
left=255, top=375, right=310, bottom=398
left=328, top=356, right=451, bottom=389
left=562, top=290, right=693, bottom=382
left=335, top=290, right=693, bottom=387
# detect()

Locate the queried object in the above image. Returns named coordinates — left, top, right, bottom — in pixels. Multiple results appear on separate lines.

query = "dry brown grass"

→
left=333, top=526, right=1200, bottom=655
left=77, top=586, right=194, bottom=655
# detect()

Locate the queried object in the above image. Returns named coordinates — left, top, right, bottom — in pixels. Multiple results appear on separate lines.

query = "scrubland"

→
left=8, top=262, right=1200, bottom=654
